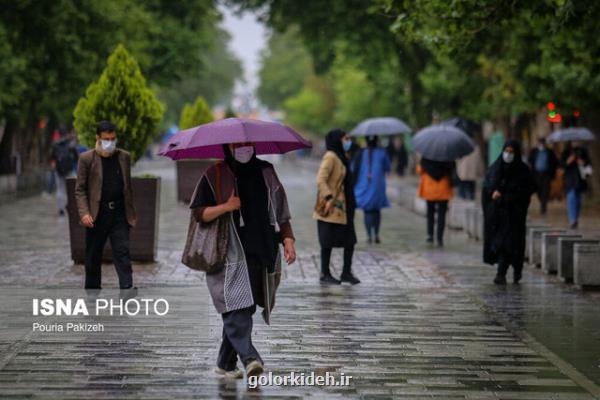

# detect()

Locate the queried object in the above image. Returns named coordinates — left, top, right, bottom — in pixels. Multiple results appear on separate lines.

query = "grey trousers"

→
left=217, top=305, right=262, bottom=370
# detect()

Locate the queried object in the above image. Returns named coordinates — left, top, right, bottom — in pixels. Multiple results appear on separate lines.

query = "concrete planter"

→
left=573, top=243, right=600, bottom=288
left=176, top=160, right=214, bottom=204
left=525, top=224, right=549, bottom=261
left=66, top=177, right=161, bottom=263
left=558, top=238, right=599, bottom=282
left=541, top=233, right=581, bottom=274
left=448, top=200, right=474, bottom=230
left=529, top=228, right=565, bottom=267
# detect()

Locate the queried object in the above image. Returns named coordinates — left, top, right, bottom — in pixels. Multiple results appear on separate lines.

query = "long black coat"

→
left=482, top=157, right=536, bottom=265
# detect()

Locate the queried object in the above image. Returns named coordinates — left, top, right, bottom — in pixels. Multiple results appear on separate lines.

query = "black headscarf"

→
left=490, top=139, right=530, bottom=190
left=482, top=139, right=536, bottom=265
left=325, top=128, right=356, bottom=211
left=420, top=158, right=453, bottom=181
left=325, top=128, right=349, bottom=167
left=222, top=144, right=277, bottom=268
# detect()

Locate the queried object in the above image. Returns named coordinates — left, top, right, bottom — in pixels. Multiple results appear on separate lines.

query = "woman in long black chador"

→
left=482, top=140, right=536, bottom=284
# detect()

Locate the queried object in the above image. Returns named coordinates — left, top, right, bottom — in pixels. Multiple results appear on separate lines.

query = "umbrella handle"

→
left=234, top=178, right=245, bottom=227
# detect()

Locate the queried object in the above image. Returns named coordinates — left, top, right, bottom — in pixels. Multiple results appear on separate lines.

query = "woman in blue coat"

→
left=352, top=136, right=391, bottom=244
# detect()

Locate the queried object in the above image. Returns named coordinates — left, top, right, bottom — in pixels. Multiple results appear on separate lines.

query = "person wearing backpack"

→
left=51, top=128, right=79, bottom=216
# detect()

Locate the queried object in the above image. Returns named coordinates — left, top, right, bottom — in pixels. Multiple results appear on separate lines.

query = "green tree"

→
left=284, top=76, right=335, bottom=134
left=179, top=96, right=214, bottom=130
left=257, top=27, right=313, bottom=109
left=73, top=45, right=164, bottom=162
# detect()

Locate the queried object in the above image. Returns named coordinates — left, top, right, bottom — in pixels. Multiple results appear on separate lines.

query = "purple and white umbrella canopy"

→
left=158, top=118, right=312, bottom=160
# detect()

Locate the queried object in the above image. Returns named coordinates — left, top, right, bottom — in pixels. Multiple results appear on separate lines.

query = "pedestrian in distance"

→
left=51, top=128, right=79, bottom=216
left=352, top=135, right=391, bottom=244
left=456, top=144, right=484, bottom=201
left=189, top=142, right=296, bottom=379
left=416, top=157, right=453, bottom=247
left=482, top=140, right=536, bottom=284
left=314, top=128, right=360, bottom=285
left=528, top=137, right=558, bottom=215
left=75, top=121, right=138, bottom=298
left=560, top=142, right=592, bottom=229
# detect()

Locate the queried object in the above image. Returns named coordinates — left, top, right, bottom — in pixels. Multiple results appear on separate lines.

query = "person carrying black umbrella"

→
left=482, top=140, right=536, bottom=284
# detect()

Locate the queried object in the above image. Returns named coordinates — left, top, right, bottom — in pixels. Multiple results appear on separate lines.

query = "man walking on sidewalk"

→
left=75, top=121, right=137, bottom=296
left=528, top=137, right=557, bottom=215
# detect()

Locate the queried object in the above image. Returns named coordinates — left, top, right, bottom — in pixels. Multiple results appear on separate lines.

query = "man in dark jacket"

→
left=528, top=137, right=557, bottom=215
left=75, top=121, right=137, bottom=296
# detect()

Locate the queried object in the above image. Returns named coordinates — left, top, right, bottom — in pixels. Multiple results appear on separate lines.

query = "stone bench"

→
left=558, top=238, right=600, bottom=283
left=529, top=228, right=566, bottom=267
left=541, top=233, right=581, bottom=274
left=573, top=243, right=600, bottom=288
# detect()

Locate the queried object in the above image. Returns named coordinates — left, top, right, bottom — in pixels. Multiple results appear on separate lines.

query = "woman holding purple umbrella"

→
left=189, top=141, right=296, bottom=379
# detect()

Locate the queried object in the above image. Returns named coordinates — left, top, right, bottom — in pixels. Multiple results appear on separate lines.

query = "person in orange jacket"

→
left=416, top=158, right=454, bottom=246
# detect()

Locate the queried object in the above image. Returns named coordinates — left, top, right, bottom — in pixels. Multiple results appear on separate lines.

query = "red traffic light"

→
left=573, top=110, right=581, bottom=118
left=547, top=102, right=556, bottom=111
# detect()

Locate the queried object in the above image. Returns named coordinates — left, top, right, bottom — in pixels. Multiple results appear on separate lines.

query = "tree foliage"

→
left=73, top=45, right=164, bottom=163
left=179, top=96, right=214, bottom=130
left=0, top=0, right=241, bottom=172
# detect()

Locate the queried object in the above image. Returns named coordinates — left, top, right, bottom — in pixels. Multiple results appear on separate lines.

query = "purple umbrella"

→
left=158, top=118, right=312, bottom=160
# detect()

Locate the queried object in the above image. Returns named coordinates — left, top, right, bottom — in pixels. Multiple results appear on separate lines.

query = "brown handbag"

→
left=181, top=163, right=229, bottom=274
left=314, top=177, right=344, bottom=218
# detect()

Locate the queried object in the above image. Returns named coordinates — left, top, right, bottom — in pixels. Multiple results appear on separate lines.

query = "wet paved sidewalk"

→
left=1, top=158, right=599, bottom=399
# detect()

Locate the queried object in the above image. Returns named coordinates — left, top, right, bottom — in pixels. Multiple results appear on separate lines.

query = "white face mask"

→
left=101, top=139, right=117, bottom=154
left=233, top=146, right=254, bottom=163
left=502, top=151, right=514, bottom=163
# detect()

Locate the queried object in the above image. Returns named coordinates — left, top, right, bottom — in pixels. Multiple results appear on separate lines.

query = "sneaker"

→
left=367, top=237, right=372, bottom=245
left=245, top=360, right=264, bottom=378
left=320, top=274, right=341, bottom=285
left=437, top=239, right=444, bottom=248
left=214, top=367, right=243, bottom=379
left=426, top=236, right=433, bottom=244
left=493, top=276, right=507, bottom=285
left=375, top=237, right=381, bottom=244
left=340, top=273, right=361, bottom=285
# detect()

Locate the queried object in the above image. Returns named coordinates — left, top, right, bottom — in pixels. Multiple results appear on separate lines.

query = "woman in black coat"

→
left=482, top=140, right=536, bottom=284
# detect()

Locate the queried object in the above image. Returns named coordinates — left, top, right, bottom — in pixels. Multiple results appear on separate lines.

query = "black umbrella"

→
left=442, top=117, right=480, bottom=138
left=412, top=124, right=474, bottom=161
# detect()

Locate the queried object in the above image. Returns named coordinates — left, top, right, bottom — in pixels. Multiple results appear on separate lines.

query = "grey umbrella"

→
left=350, top=117, right=411, bottom=136
left=546, top=127, right=596, bottom=143
left=412, top=124, right=474, bottom=161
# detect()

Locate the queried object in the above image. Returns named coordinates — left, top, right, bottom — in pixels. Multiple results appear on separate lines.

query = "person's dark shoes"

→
left=493, top=275, right=507, bottom=285
left=340, top=273, right=361, bottom=285
left=320, top=274, right=341, bottom=285
left=58, top=209, right=65, bottom=216
left=426, top=236, right=433, bottom=244
left=513, top=272, right=522, bottom=284
left=375, top=236, right=381, bottom=244
left=119, top=286, right=138, bottom=301
left=569, top=221, right=578, bottom=229
left=367, top=237, right=372, bottom=245
left=437, top=239, right=444, bottom=247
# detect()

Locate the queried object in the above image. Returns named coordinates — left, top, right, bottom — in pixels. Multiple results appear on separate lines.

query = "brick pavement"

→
left=0, top=158, right=599, bottom=399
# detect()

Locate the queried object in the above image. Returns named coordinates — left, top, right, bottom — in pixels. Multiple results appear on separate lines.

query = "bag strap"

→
left=215, top=161, right=222, bottom=204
